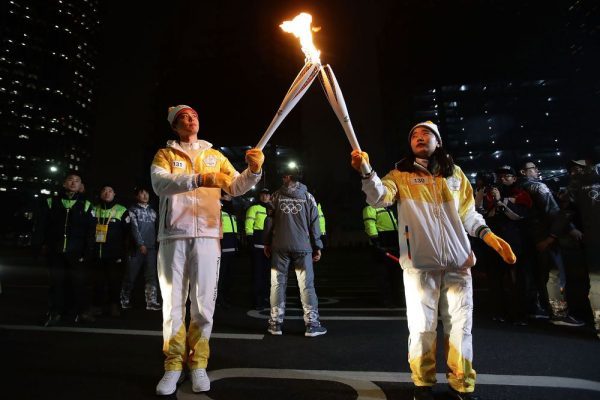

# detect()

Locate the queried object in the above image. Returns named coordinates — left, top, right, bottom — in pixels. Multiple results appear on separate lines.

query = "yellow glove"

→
left=351, top=150, right=369, bottom=173
left=483, top=231, right=517, bottom=264
left=245, top=148, right=264, bottom=174
left=200, top=172, right=233, bottom=191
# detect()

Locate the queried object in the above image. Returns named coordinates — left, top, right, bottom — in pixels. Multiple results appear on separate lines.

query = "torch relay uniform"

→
left=361, top=161, right=490, bottom=394
left=151, top=139, right=261, bottom=375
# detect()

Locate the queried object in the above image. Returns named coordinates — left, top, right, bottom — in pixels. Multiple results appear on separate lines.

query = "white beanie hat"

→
left=409, top=121, right=442, bottom=145
left=167, top=105, right=196, bottom=126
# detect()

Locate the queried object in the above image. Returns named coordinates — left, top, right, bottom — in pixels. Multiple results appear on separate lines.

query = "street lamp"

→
left=287, top=161, right=297, bottom=170
left=49, top=166, right=58, bottom=173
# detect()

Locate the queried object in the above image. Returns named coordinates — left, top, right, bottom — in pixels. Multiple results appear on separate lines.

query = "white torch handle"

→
left=256, top=62, right=320, bottom=150
left=318, top=64, right=362, bottom=152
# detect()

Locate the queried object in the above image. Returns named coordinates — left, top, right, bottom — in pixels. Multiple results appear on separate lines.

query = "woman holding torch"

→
left=151, top=105, right=264, bottom=395
left=351, top=121, right=516, bottom=400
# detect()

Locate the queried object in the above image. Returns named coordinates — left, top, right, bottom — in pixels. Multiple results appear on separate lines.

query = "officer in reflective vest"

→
left=362, top=204, right=401, bottom=307
left=217, top=192, right=239, bottom=308
left=90, top=185, right=130, bottom=317
left=317, top=202, right=327, bottom=248
left=35, top=172, right=95, bottom=326
left=245, top=188, right=271, bottom=309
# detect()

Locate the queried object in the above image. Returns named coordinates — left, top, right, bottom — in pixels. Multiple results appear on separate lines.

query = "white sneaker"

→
left=156, top=370, right=183, bottom=395
left=191, top=368, right=210, bottom=392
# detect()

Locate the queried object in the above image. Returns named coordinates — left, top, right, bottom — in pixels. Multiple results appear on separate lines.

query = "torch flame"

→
left=280, top=13, right=321, bottom=64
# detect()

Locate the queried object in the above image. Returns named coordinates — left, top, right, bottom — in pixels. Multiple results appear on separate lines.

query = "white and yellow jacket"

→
left=151, top=140, right=261, bottom=241
left=362, top=163, right=487, bottom=271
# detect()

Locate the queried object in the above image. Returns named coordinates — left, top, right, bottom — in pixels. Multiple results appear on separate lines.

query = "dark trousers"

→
left=47, top=253, right=89, bottom=315
left=252, top=247, right=270, bottom=307
left=123, top=248, right=158, bottom=289
left=534, top=244, right=564, bottom=313
left=372, top=247, right=403, bottom=307
left=487, top=252, right=528, bottom=321
left=93, top=258, right=124, bottom=308
left=217, top=250, right=236, bottom=304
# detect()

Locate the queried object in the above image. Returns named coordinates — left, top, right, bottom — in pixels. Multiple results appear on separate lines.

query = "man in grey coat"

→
left=121, top=187, right=160, bottom=311
left=264, top=174, right=326, bottom=337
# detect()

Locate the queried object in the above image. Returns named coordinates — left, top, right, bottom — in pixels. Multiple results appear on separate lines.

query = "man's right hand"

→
left=199, top=172, right=233, bottom=190
left=264, top=245, right=271, bottom=258
left=351, top=150, right=370, bottom=173
left=139, top=245, right=148, bottom=255
left=313, top=249, right=321, bottom=262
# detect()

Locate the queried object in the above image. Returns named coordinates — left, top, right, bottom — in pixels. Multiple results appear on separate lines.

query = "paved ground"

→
left=1, top=246, right=599, bottom=399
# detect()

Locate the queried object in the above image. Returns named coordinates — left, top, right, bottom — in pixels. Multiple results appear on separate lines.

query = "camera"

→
left=476, top=171, right=496, bottom=190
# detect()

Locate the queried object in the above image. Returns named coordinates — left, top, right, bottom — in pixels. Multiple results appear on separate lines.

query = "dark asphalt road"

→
left=1, top=247, right=599, bottom=399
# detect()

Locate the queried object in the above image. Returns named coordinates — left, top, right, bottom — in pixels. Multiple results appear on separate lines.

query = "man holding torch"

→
left=152, top=105, right=264, bottom=395
left=351, top=121, right=516, bottom=400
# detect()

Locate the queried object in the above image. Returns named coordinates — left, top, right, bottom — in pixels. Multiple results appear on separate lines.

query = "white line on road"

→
left=0, top=325, right=264, bottom=340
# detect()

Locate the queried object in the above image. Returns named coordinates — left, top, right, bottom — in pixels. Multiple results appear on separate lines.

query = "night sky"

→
left=88, top=0, right=598, bottom=208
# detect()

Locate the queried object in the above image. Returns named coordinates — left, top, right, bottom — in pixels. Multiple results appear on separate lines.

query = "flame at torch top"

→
left=280, top=13, right=321, bottom=64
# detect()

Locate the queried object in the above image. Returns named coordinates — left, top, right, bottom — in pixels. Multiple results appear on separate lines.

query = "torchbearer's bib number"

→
left=410, top=177, right=430, bottom=185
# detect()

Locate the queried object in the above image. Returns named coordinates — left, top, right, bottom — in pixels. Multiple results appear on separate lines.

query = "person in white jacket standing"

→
left=151, top=105, right=264, bottom=395
left=351, top=121, right=516, bottom=400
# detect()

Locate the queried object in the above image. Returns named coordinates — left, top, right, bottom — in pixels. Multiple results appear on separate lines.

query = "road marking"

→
left=247, top=309, right=407, bottom=321
left=177, top=368, right=600, bottom=399
left=0, top=325, right=264, bottom=340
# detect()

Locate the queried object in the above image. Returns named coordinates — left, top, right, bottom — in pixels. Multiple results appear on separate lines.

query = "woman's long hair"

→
left=395, top=145, right=455, bottom=178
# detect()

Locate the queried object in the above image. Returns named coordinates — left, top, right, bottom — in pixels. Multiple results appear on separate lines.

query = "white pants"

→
left=158, top=238, right=220, bottom=371
left=404, top=268, right=476, bottom=393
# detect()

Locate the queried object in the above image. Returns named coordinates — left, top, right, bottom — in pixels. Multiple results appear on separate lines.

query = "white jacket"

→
left=151, top=140, right=261, bottom=241
left=362, top=163, right=487, bottom=271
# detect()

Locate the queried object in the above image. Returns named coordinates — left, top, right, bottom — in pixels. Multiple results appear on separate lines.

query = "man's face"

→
left=259, top=193, right=271, bottom=203
left=570, top=165, right=584, bottom=176
left=136, top=190, right=149, bottom=204
left=410, top=127, right=439, bottom=158
left=100, top=186, right=115, bottom=202
left=173, top=110, right=199, bottom=138
left=63, top=175, right=82, bottom=193
left=499, top=173, right=516, bottom=186
left=521, top=162, right=539, bottom=179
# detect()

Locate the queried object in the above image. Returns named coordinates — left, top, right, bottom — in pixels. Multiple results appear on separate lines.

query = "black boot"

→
left=413, top=386, right=434, bottom=400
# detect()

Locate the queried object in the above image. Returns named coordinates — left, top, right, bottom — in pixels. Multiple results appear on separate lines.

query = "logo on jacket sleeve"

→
left=173, top=160, right=185, bottom=169
left=203, top=155, right=217, bottom=167
left=446, top=176, right=461, bottom=191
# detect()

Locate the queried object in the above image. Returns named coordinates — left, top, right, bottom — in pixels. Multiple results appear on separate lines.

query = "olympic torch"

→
left=319, top=64, right=371, bottom=174
left=256, top=13, right=322, bottom=150
left=256, top=62, right=320, bottom=150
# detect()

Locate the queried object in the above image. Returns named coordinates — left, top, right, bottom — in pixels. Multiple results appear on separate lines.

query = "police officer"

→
left=362, top=204, right=401, bottom=307
left=35, top=172, right=95, bottom=326
left=90, top=185, right=130, bottom=317
left=217, top=192, right=239, bottom=308
left=245, top=188, right=271, bottom=309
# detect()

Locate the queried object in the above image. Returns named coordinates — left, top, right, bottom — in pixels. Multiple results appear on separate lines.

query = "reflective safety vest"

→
left=318, top=203, right=326, bottom=235
left=221, top=210, right=237, bottom=234
left=91, top=203, right=128, bottom=259
left=245, top=204, right=267, bottom=235
left=221, top=210, right=238, bottom=252
left=362, top=205, right=397, bottom=238
left=46, top=196, right=92, bottom=253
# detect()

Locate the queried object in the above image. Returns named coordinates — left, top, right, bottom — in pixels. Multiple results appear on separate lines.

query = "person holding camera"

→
left=481, top=166, right=533, bottom=325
